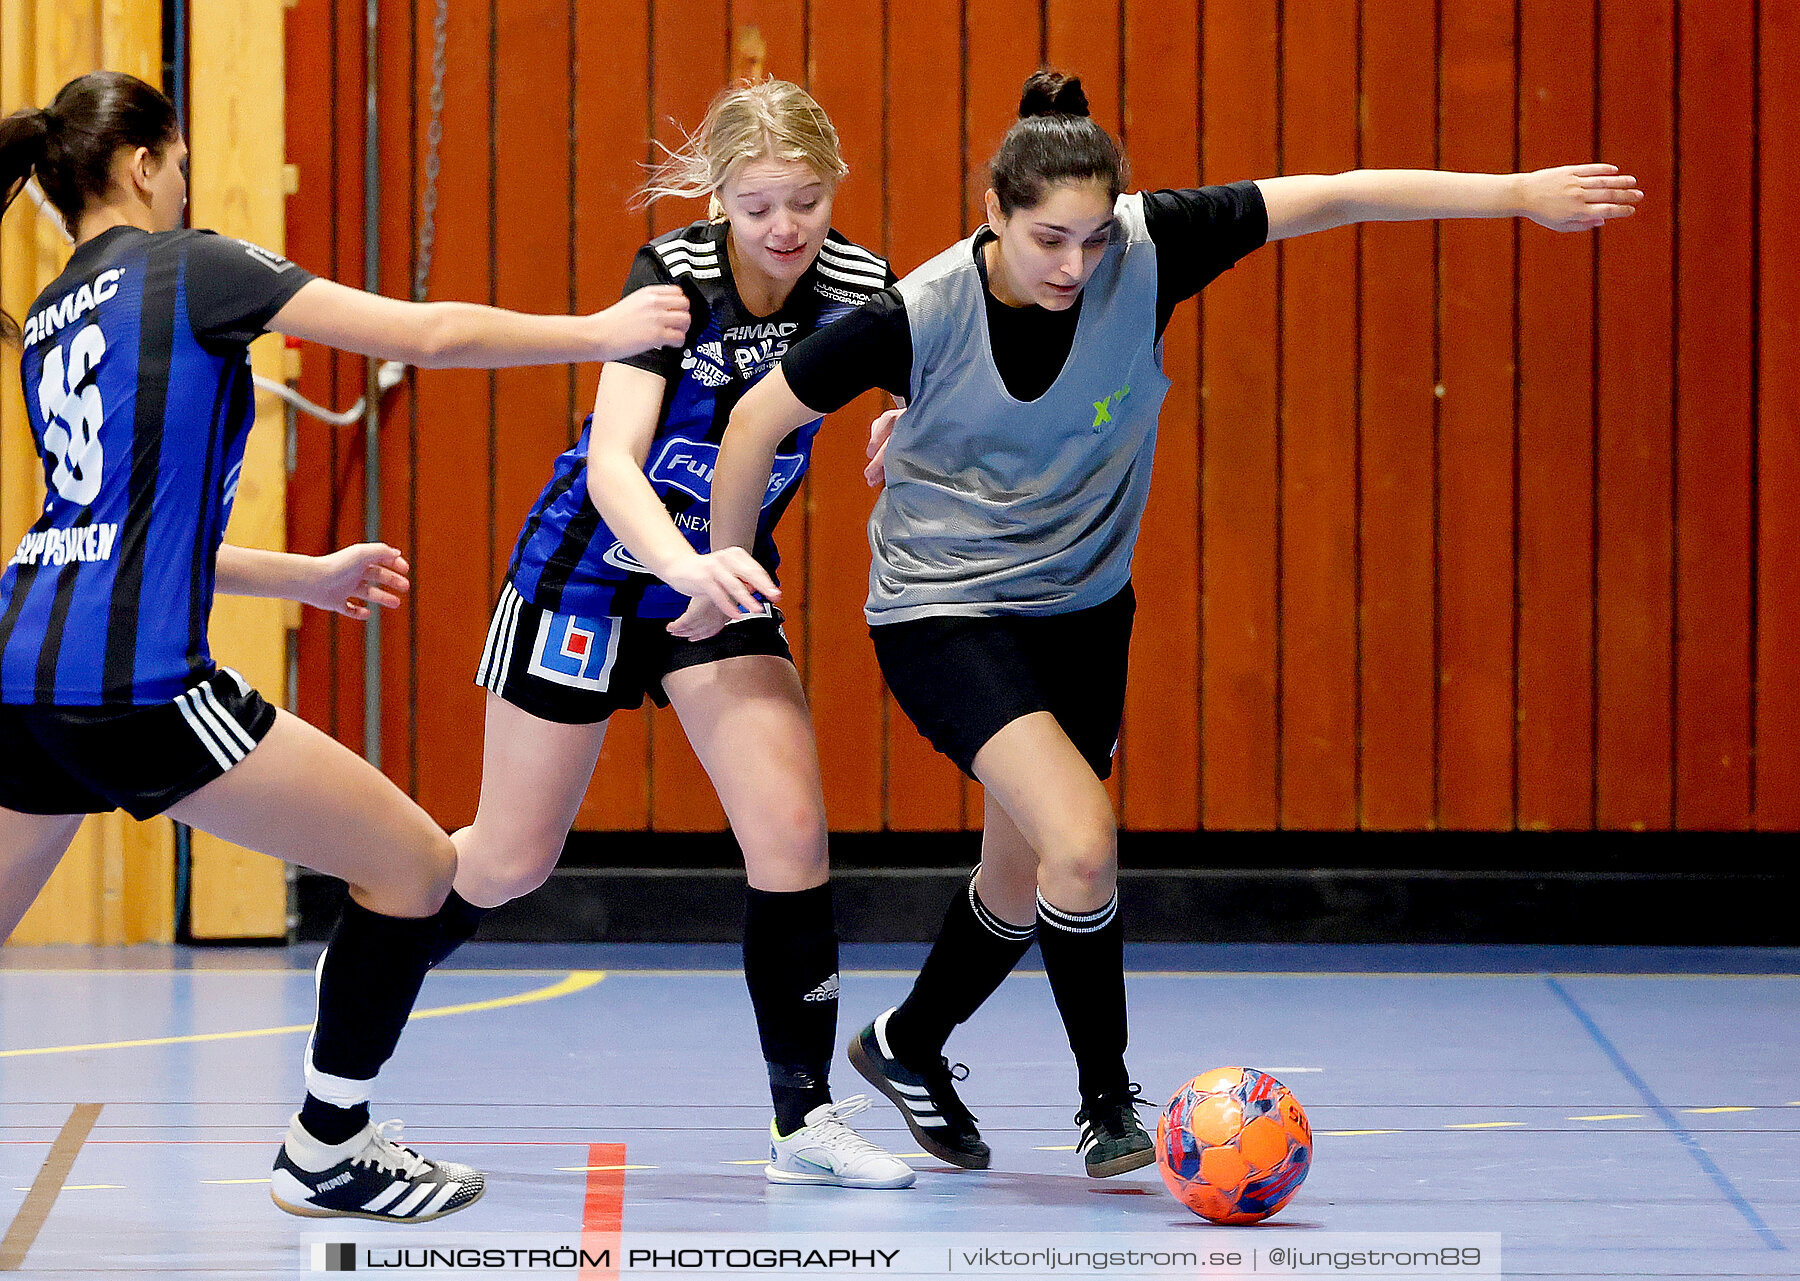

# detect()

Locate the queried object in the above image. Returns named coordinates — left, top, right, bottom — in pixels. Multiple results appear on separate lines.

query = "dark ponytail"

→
left=989, top=69, right=1126, bottom=216
left=2, top=71, right=179, bottom=344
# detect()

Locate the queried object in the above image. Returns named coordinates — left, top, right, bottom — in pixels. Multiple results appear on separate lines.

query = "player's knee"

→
left=739, top=801, right=829, bottom=889
left=1041, top=815, right=1117, bottom=899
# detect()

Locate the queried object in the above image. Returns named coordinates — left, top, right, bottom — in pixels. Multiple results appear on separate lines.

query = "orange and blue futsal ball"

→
left=1155, top=1066, right=1312, bottom=1224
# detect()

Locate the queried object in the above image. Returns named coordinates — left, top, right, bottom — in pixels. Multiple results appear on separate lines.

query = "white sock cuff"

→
left=1036, top=889, right=1119, bottom=934
left=968, top=869, right=1035, bottom=942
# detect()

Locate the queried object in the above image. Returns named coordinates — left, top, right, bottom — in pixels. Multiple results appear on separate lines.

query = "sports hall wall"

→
left=285, top=0, right=1798, bottom=838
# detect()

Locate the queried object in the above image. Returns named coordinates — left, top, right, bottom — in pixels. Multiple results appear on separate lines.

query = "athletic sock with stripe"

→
left=300, top=897, right=439, bottom=1145
left=743, top=883, right=839, bottom=1135
left=1035, top=888, right=1131, bottom=1104
left=885, top=867, right=1036, bottom=1069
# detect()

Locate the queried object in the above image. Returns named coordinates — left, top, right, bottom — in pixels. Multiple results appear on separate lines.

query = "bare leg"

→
left=666, top=654, right=840, bottom=1132
left=971, top=711, right=1117, bottom=912
left=664, top=654, right=828, bottom=892
left=450, top=692, right=609, bottom=909
left=166, top=709, right=454, bottom=918
left=0, top=809, right=86, bottom=941
left=974, top=791, right=1042, bottom=926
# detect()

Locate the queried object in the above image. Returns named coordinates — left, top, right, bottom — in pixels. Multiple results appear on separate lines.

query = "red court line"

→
left=581, top=1141, right=625, bottom=1281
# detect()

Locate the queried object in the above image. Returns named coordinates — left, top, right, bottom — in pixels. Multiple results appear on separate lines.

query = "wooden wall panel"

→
left=1199, top=0, right=1281, bottom=829
left=1595, top=0, right=1676, bottom=829
left=1756, top=0, right=1800, bottom=828
left=1118, top=0, right=1201, bottom=830
left=3, top=0, right=175, bottom=947
left=1516, top=0, right=1597, bottom=830
left=1436, top=0, right=1517, bottom=830
left=187, top=0, right=291, bottom=939
left=807, top=0, right=888, bottom=832
left=1673, top=0, right=1754, bottom=829
left=879, top=0, right=966, bottom=830
left=572, top=0, right=654, bottom=831
left=647, top=0, right=731, bottom=831
left=1358, top=0, right=1438, bottom=829
left=275, top=0, right=1795, bottom=836
left=406, top=0, right=496, bottom=830
left=1277, top=0, right=1359, bottom=829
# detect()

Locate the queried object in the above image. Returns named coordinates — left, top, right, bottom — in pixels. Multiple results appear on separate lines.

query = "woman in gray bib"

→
left=703, top=69, right=1641, bottom=1178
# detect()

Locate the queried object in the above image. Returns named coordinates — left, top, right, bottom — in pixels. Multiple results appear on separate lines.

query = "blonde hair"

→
left=639, top=79, right=848, bottom=219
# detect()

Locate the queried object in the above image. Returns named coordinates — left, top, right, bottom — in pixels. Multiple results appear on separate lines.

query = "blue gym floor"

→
left=2, top=942, right=1796, bottom=1278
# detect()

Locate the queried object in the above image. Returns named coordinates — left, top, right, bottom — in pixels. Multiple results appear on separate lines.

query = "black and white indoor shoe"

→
left=848, top=1008, right=990, bottom=1169
left=1074, top=1084, right=1156, bottom=1178
left=271, top=1114, right=485, bottom=1222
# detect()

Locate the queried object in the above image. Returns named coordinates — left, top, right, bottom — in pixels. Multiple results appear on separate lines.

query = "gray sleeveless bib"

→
left=868, top=192, right=1170, bottom=623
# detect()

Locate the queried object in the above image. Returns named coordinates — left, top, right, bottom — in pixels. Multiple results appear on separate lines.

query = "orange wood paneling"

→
left=281, top=0, right=1793, bottom=835
left=572, top=0, right=655, bottom=831
left=1358, top=0, right=1438, bottom=829
left=1437, top=0, right=1517, bottom=829
left=1199, top=0, right=1281, bottom=829
left=1515, top=0, right=1597, bottom=830
left=806, top=0, right=888, bottom=832
left=647, top=0, right=731, bottom=831
left=1118, top=0, right=1201, bottom=830
left=406, top=0, right=495, bottom=830
left=1277, top=0, right=1359, bottom=830
left=1595, top=0, right=1676, bottom=830
left=880, top=0, right=968, bottom=830
left=1673, top=0, right=1755, bottom=829
left=1756, top=0, right=1800, bottom=829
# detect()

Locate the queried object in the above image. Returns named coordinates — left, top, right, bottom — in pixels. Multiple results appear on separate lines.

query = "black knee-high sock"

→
left=886, top=868, right=1035, bottom=1068
left=1034, top=888, right=1129, bottom=1105
left=743, top=883, right=838, bottom=1135
left=299, top=898, right=439, bottom=1144
left=425, top=889, right=489, bottom=969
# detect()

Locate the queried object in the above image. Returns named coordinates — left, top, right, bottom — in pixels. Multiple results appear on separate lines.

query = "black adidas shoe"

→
left=1074, top=1084, right=1155, bottom=1178
left=271, top=1114, right=486, bottom=1222
left=848, top=1008, right=990, bottom=1169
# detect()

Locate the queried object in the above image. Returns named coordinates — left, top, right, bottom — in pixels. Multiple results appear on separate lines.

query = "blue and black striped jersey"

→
left=506, top=221, right=894, bottom=620
left=1, top=226, right=314, bottom=705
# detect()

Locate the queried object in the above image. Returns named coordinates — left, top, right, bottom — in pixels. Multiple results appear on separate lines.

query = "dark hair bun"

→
left=1018, top=69, right=1089, bottom=120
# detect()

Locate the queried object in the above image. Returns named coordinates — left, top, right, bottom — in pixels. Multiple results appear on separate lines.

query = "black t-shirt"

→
left=180, top=230, right=317, bottom=347
left=784, top=180, right=1268, bottom=412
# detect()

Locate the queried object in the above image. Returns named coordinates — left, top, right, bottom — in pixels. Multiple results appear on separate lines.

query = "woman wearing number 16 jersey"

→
left=430, top=80, right=915, bottom=1189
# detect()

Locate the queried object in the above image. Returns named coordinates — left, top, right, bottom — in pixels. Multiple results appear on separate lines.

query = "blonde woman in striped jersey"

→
left=427, top=79, right=913, bottom=1190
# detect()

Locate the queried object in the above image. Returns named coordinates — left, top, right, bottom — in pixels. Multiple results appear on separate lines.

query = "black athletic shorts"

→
left=476, top=581, right=794, bottom=725
left=0, top=666, right=278, bottom=820
left=871, top=583, right=1136, bottom=780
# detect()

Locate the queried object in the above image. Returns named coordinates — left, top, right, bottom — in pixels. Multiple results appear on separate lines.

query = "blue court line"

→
left=1544, top=975, right=1786, bottom=1251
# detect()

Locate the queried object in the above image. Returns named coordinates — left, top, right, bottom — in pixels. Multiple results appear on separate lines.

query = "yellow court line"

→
left=11, top=1185, right=120, bottom=1192
left=1570, top=1114, right=1643, bottom=1121
left=1035, top=1145, right=1079, bottom=1152
left=0, top=971, right=605, bottom=1059
left=1684, top=1106, right=1756, bottom=1114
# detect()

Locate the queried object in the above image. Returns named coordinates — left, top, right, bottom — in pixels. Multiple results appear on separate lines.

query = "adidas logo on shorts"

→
left=802, top=973, right=840, bottom=1003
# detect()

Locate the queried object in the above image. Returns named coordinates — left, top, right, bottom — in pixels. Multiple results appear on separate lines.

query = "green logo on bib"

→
left=1092, top=383, right=1131, bottom=428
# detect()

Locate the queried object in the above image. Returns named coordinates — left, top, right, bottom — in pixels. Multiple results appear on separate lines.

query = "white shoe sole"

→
left=764, top=1163, right=914, bottom=1190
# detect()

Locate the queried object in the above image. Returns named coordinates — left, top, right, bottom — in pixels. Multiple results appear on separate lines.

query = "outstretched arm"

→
left=1256, top=165, right=1641, bottom=241
left=215, top=542, right=409, bottom=620
left=267, top=278, right=690, bottom=370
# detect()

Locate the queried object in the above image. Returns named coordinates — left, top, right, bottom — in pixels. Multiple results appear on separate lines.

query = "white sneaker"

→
left=765, top=1096, right=916, bottom=1189
left=272, top=1114, right=485, bottom=1221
